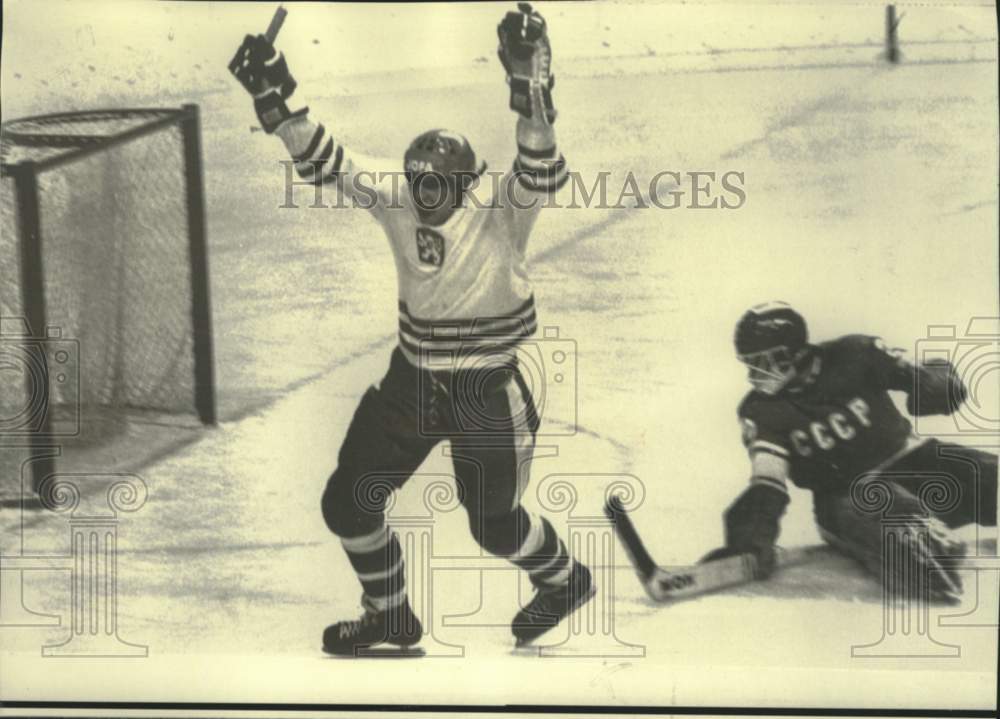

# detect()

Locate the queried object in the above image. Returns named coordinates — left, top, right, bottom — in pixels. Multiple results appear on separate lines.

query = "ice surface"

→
left=1, top=0, right=998, bottom=709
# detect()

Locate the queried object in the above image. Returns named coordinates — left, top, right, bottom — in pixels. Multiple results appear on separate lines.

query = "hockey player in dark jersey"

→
left=230, top=4, right=593, bottom=654
left=703, top=301, right=997, bottom=601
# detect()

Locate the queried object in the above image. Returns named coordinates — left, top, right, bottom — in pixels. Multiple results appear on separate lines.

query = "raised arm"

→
left=512, top=87, right=567, bottom=196
left=496, top=4, right=569, bottom=232
left=228, top=34, right=392, bottom=214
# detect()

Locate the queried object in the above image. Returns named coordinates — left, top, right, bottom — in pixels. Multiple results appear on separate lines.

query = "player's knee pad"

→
left=321, top=468, right=387, bottom=538
left=320, top=472, right=352, bottom=536
left=467, top=505, right=529, bottom=557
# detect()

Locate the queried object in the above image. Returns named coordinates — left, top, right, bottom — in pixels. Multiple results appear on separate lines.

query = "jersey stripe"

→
left=398, top=296, right=535, bottom=331
left=397, top=314, right=538, bottom=342
left=311, top=137, right=334, bottom=169
left=293, top=123, right=325, bottom=162
left=513, top=155, right=569, bottom=193
left=293, top=126, right=344, bottom=184
left=321, top=145, right=345, bottom=183
left=398, top=314, right=537, bottom=344
left=750, top=475, right=789, bottom=495
left=396, top=296, right=538, bottom=365
left=748, top=440, right=790, bottom=458
left=517, top=142, right=558, bottom=160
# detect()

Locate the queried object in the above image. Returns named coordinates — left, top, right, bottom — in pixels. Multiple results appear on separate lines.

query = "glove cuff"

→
left=509, top=76, right=557, bottom=123
left=724, top=483, right=789, bottom=549
left=253, top=91, right=308, bottom=134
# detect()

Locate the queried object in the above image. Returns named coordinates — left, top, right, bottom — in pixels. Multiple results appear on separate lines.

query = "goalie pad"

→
left=815, top=486, right=965, bottom=603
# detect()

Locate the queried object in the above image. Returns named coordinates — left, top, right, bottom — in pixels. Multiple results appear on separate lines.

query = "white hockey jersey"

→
left=276, top=115, right=568, bottom=366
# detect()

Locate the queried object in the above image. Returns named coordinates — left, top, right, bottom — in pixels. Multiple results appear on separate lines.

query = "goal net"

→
left=1, top=106, right=215, bottom=499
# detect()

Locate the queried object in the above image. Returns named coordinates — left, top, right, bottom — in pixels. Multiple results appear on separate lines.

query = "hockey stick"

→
left=264, top=5, right=288, bottom=43
left=604, top=495, right=823, bottom=602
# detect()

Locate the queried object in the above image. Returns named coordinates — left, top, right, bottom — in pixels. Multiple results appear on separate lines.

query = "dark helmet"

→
left=403, top=129, right=486, bottom=191
left=734, top=302, right=809, bottom=395
left=734, top=301, right=808, bottom=356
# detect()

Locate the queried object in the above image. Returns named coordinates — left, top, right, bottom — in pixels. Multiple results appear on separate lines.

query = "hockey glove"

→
left=497, top=3, right=556, bottom=124
left=701, top=483, right=789, bottom=579
left=906, top=358, right=967, bottom=416
left=228, top=33, right=307, bottom=134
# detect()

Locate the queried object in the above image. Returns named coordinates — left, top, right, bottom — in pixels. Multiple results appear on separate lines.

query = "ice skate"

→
left=322, top=595, right=423, bottom=656
left=512, top=561, right=595, bottom=646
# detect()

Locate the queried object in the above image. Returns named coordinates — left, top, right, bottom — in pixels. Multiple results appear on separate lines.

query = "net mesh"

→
left=0, top=110, right=177, bottom=166
left=1, top=109, right=203, bottom=456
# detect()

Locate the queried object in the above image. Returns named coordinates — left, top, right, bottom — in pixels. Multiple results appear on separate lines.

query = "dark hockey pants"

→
left=321, top=347, right=541, bottom=558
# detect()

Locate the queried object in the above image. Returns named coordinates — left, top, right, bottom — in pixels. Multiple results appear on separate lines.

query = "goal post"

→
left=1, top=105, right=216, bottom=495
left=179, top=105, right=217, bottom=428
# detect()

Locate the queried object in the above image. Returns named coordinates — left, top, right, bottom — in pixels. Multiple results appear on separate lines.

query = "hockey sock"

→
left=509, top=513, right=572, bottom=587
left=340, top=526, right=406, bottom=611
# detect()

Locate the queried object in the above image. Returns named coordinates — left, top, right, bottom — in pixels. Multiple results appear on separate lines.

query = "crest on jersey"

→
left=415, top=228, right=445, bottom=267
left=740, top=417, right=758, bottom=445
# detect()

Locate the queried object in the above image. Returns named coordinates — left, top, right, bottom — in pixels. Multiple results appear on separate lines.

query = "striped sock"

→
left=509, top=513, right=572, bottom=587
left=340, top=526, right=406, bottom=611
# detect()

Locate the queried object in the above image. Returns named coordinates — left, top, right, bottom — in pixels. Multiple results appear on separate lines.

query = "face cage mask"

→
left=407, top=172, right=461, bottom=214
left=404, top=159, right=487, bottom=190
left=738, top=345, right=800, bottom=395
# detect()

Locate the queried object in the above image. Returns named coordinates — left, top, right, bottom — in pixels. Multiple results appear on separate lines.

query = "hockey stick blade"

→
left=606, top=494, right=828, bottom=603
left=604, top=494, right=657, bottom=580
left=643, top=545, right=827, bottom=602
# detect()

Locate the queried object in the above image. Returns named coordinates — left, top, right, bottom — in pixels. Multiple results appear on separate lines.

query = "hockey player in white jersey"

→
left=230, top=4, right=593, bottom=655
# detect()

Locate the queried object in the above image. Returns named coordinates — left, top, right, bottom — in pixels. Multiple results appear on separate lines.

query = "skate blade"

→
left=357, top=645, right=426, bottom=658
left=325, top=645, right=425, bottom=659
left=514, top=584, right=598, bottom=648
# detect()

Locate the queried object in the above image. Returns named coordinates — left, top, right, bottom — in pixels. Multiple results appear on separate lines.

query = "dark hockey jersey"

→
left=738, top=335, right=917, bottom=493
